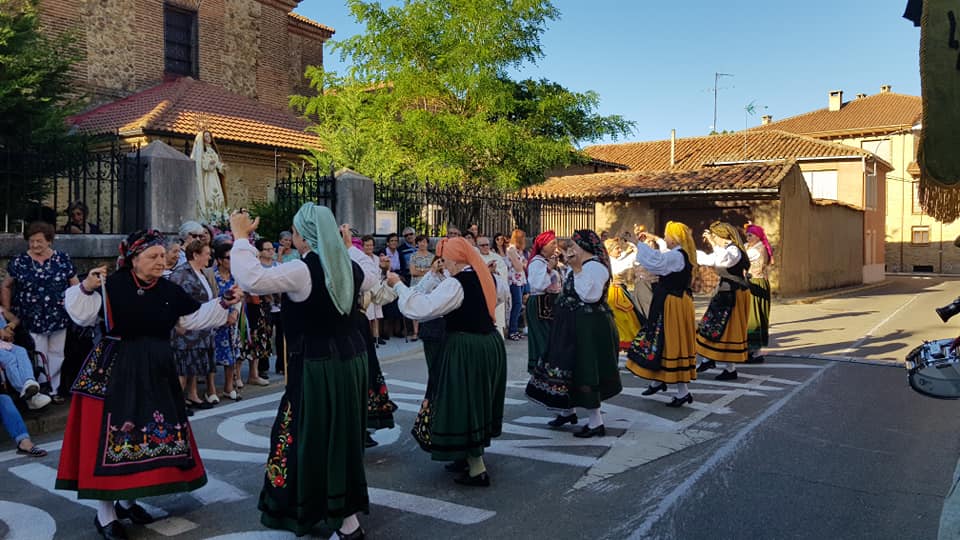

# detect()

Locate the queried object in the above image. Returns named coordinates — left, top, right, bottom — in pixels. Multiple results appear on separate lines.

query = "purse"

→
left=370, top=280, right=399, bottom=305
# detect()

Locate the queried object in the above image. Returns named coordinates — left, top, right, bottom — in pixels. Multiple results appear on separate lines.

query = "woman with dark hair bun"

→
left=56, top=229, right=242, bottom=540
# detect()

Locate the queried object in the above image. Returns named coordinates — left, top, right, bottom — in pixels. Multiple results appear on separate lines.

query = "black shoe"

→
left=364, top=432, right=379, bottom=448
left=94, top=517, right=128, bottom=540
left=573, top=424, right=606, bottom=438
left=715, top=369, right=738, bottom=381
left=333, top=527, right=366, bottom=540
left=696, top=360, right=716, bottom=373
left=444, top=459, right=468, bottom=472
left=641, top=383, right=668, bottom=396
left=114, top=501, right=155, bottom=525
left=665, top=393, right=693, bottom=408
left=745, top=354, right=765, bottom=364
left=376, top=337, right=387, bottom=346
left=454, top=471, right=491, bottom=487
left=186, top=399, right=213, bottom=410
left=547, top=413, right=578, bottom=427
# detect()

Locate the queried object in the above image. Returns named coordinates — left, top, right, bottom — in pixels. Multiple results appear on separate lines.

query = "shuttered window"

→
left=164, top=5, right=198, bottom=77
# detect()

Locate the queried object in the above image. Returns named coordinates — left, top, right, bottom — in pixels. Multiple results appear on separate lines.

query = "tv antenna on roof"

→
left=711, top=72, right=734, bottom=133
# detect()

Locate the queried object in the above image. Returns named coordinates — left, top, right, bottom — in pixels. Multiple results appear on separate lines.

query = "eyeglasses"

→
left=478, top=243, right=490, bottom=247
left=189, top=233, right=203, bottom=238
left=404, top=233, right=415, bottom=237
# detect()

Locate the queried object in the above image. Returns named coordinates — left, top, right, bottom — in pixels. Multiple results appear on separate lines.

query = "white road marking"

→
left=205, top=532, right=297, bottom=539
left=836, top=294, right=919, bottom=355
left=618, top=386, right=765, bottom=398
left=200, top=448, right=264, bottom=463
left=734, top=362, right=823, bottom=369
left=735, top=372, right=802, bottom=386
left=486, top=442, right=598, bottom=467
left=368, top=487, right=496, bottom=524
left=8, top=463, right=168, bottom=518
left=215, top=410, right=275, bottom=449
left=145, top=516, right=198, bottom=536
left=689, top=379, right=784, bottom=391
left=191, top=391, right=283, bottom=421
left=191, top=471, right=249, bottom=504
left=0, top=501, right=56, bottom=540
left=626, top=363, right=835, bottom=539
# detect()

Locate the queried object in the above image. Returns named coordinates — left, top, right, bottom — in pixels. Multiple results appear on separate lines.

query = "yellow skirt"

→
left=696, top=288, right=750, bottom=363
left=626, top=294, right=697, bottom=384
left=608, top=285, right=641, bottom=350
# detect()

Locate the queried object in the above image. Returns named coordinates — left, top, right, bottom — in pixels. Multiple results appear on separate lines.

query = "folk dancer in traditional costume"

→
left=525, top=230, right=561, bottom=372
left=230, top=205, right=369, bottom=539
left=624, top=222, right=699, bottom=407
left=56, top=230, right=241, bottom=540
left=744, top=224, right=773, bottom=364
left=526, top=230, right=622, bottom=436
left=695, top=221, right=751, bottom=380
left=388, top=238, right=507, bottom=487
left=345, top=226, right=397, bottom=449
left=605, top=238, right=643, bottom=350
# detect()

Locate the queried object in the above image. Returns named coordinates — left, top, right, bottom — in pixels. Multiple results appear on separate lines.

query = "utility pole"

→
left=712, top=72, right=734, bottom=133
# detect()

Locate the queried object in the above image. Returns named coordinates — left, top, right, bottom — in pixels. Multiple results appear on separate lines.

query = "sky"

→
left=294, top=0, right=921, bottom=145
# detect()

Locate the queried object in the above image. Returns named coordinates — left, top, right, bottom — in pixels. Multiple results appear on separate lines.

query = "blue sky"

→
left=295, top=0, right=920, bottom=145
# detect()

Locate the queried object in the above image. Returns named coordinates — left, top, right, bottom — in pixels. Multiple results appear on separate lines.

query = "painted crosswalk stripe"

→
left=734, top=372, right=802, bottom=386
left=368, top=487, right=496, bottom=524
left=0, top=501, right=56, bottom=540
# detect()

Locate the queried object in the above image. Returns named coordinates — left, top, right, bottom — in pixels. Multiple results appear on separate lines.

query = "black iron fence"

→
left=0, top=141, right=145, bottom=234
left=375, top=177, right=595, bottom=238
left=274, top=164, right=337, bottom=220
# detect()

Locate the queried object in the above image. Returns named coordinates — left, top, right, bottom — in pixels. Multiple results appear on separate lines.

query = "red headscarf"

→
left=436, top=237, right=497, bottom=322
left=745, top=224, right=774, bottom=263
left=527, top=230, right=556, bottom=271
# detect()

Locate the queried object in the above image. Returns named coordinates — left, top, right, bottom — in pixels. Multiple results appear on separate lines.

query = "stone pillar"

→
left=135, top=141, right=198, bottom=233
left=335, top=168, right=375, bottom=234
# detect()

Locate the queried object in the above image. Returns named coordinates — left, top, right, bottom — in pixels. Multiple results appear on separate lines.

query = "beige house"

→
left=580, top=129, right=891, bottom=283
left=531, top=161, right=864, bottom=296
left=753, top=87, right=939, bottom=273
left=38, top=0, right=332, bottom=206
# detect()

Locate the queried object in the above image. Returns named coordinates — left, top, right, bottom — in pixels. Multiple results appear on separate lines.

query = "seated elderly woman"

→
left=61, top=201, right=101, bottom=234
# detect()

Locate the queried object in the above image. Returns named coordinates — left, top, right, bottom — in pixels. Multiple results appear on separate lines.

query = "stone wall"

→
left=222, top=0, right=262, bottom=99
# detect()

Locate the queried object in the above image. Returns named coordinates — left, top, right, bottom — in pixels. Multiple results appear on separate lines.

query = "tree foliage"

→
left=290, top=0, right=634, bottom=187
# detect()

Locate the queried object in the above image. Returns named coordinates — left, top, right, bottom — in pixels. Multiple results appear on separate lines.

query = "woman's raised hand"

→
left=385, top=271, right=402, bottom=287
left=83, top=266, right=108, bottom=291
left=230, top=209, right=259, bottom=240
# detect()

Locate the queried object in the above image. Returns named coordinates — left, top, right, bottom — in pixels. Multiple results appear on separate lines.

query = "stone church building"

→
left=38, top=0, right=331, bottom=206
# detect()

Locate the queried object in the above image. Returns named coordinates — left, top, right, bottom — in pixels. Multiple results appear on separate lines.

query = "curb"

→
left=776, top=281, right=890, bottom=305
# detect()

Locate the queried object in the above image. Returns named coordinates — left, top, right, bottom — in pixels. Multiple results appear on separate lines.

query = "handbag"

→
left=369, top=280, right=399, bottom=306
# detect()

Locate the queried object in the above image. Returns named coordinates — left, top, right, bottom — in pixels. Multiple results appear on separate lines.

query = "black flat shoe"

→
left=696, top=360, right=716, bottom=373
left=573, top=425, right=606, bottom=438
left=114, top=500, right=155, bottom=524
left=333, top=527, right=366, bottom=540
left=364, top=432, right=379, bottom=448
left=454, top=471, right=491, bottom=487
left=547, top=413, right=578, bottom=427
left=641, top=383, right=668, bottom=396
left=94, top=517, right=128, bottom=540
left=186, top=399, right=213, bottom=410
left=665, top=393, right=693, bottom=408
left=715, top=369, right=738, bottom=381
left=444, top=459, right=468, bottom=472
left=745, top=354, right=765, bottom=364
left=376, top=337, right=387, bottom=346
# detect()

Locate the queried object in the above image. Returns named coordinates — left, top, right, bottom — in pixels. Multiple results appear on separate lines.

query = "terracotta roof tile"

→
left=287, top=12, right=335, bottom=36
left=752, top=92, right=921, bottom=136
left=583, top=130, right=879, bottom=171
left=528, top=161, right=795, bottom=199
left=69, top=77, right=321, bottom=151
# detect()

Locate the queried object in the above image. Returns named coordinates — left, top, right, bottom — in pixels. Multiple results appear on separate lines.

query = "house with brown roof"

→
left=38, top=0, right=331, bottom=210
left=575, top=129, right=891, bottom=285
left=532, top=161, right=865, bottom=295
left=754, top=86, right=935, bottom=273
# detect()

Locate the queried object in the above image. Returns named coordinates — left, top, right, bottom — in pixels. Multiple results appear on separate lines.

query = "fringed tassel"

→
left=918, top=175, right=960, bottom=223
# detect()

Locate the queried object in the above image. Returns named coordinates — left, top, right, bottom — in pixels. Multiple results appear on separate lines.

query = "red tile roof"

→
left=69, top=77, right=321, bottom=151
left=583, top=130, right=881, bottom=171
left=752, top=92, right=921, bottom=137
left=528, top=161, right=796, bottom=199
left=287, top=12, right=335, bottom=37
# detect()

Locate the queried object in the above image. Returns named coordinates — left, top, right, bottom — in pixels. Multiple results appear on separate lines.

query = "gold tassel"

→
left=918, top=175, right=960, bottom=223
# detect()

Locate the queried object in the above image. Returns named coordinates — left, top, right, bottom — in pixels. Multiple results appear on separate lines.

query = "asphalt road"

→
left=1, top=276, right=959, bottom=539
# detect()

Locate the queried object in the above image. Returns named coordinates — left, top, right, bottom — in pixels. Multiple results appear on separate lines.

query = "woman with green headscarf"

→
left=230, top=204, right=369, bottom=539
left=695, top=221, right=751, bottom=382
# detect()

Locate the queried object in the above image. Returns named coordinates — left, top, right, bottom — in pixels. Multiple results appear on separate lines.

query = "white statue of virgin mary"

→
left=191, top=130, right=227, bottom=220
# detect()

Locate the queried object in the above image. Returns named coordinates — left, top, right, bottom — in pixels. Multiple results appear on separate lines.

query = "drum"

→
left=906, top=339, right=960, bottom=399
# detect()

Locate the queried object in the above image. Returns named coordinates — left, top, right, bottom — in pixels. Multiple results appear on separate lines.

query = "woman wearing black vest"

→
left=695, top=221, right=751, bottom=381
left=230, top=205, right=369, bottom=539
left=387, top=237, right=507, bottom=487
left=624, top=221, right=699, bottom=407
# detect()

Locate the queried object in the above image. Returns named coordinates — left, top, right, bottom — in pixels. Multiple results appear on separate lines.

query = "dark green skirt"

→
left=747, top=277, right=770, bottom=351
left=412, top=331, right=507, bottom=461
left=259, top=349, right=369, bottom=536
left=571, top=309, right=622, bottom=409
left=526, top=295, right=553, bottom=373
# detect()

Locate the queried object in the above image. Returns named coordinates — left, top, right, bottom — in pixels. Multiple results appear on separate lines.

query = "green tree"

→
left=290, top=0, right=634, bottom=187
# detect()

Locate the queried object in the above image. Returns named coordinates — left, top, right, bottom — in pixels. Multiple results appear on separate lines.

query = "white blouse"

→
left=527, top=256, right=559, bottom=295
left=64, top=283, right=229, bottom=331
left=232, top=239, right=312, bottom=301
left=395, top=271, right=465, bottom=321
left=635, top=243, right=686, bottom=276
left=696, top=244, right=742, bottom=269
left=572, top=260, right=610, bottom=303
left=348, top=245, right=381, bottom=294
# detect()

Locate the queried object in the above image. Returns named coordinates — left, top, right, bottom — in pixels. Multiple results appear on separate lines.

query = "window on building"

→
left=164, top=5, right=198, bottom=77
left=801, top=170, right=838, bottom=200
left=864, top=173, right=878, bottom=210
left=911, top=225, right=930, bottom=245
left=861, top=139, right=891, bottom=163
left=912, top=182, right=924, bottom=214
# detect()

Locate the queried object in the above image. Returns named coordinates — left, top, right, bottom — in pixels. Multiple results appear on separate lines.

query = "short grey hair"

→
left=279, top=230, right=293, bottom=240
